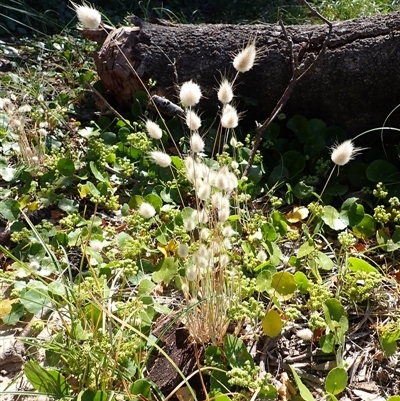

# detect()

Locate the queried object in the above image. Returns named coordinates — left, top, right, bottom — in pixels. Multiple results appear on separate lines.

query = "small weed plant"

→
left=1, top=3, right=400, bottom=401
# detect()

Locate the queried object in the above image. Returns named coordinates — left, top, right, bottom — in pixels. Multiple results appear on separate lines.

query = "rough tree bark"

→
left=81, top=12, right=400, bottom=138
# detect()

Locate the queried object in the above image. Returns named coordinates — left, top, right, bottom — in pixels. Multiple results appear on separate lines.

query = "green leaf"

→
left=320, top=333, right=335, bottom=353
left=381, top=336, right=398, bottom=357
left=325, top=367, right=348, bottom=395
left=324, top=299, right=345, bottom=323
left=270, top=271, right=297, bottom=297
left=24, top=360, right=69, bottom=396
left=255, top=267, right=276, bottom=292
left=205, top=346, right=231, bottom=393
left=89, top=161, right=106, bottom=182
left=387, top=396, right=400, bottom=401
left=0, top=166, right=16, bottom=181
left=0, top=199, right=20, bottom=221
left=294, top=271, right=309, bottom=294
left=289, top=365, right=316, bottom=401
left=347, top=257, right=380, bottom=274
left=262, top=309, right=283, bottom=338
left=270, top=211, right=288, bottom=236
left=366, top=159, right=397, bottom=182
left=292, top=181, right=315, bottom=199
left=20, top=281, right=49, bottom=314
left=287, top=115, right=310, bottom=143
left=297, top=238, right=315, bottom=258
left=145, top=193, right=163, bottom=213
left=314, top=251, right=334, bottom=271
left=2, top=302, right=24, bottom=325
left=57, top=158, right=75, bottom=176
left=130, top=378, right=152, bottom=398
left=263, top=240, right=283, bottom=266
left=353, top=214, right=376, bottom=239
left=339, top=198, right=364, bottom=227
left=223, top=334, right=254, bottom=369
left=77, top=389, right=108, bottom=401
left=152, top=257, right=177, bottom=284
left=322, top=206, right=347, bottom=230
left=58, top=198, right=79, bottom=214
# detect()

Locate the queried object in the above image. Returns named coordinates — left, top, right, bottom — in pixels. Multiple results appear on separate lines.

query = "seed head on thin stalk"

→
left=320, top=139, right=366, bottom=198
left=217, top=79, right=234, bottom=104
left=145, top=120, right=163, bottom=140
left=186, top=110, right=202, bottom=131
left=71, top=1, right=102, bottom=29
left=233, top=39, right=258, bottom=74
left=221, top=104, right=239, bottom=129
left=149, top=151, right=171, bottom=167
left=139, top=202, right=156, bottom=219
left=180, top=80, right=202, bottom=107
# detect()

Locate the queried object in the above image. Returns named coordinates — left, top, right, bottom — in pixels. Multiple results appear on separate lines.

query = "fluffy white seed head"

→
left=186, top=110, right=202, bottom=131
left=217, top=79, right=234, bottom=104
left=330, top=140, right=364, bottom=166
left=139, top=202, right=156, bottom=219
left=198, top=208, right=209, bottom=224
left=186, top=266, right=197, bottom=281
left=197, top=181, right=211, bottom=201
left=146, top=120, right=163, bottom=140
left=180, top=80, right=202, bottom=107
left=0, top=98, right=12, bottom=111
left=296, top=328, right=314, bottom=341
left=200, top=228, right=210, bottom=240
left=222, top=225, right=235, bottom=237
left=190, top=132, right=205, bottom=153
left=257, top=250, right=267, bottom=263
left=181, top=282, right=189, bottom=295
left=184, top=216, right=197, bottom=231
left=72, top=2, right=102, bottom=29
left=150, top=151, right=171, bottom=167
left=211, top=192, right=223, bottom=209
left=218, top=202, right=230, bottom=222
left=221, top=104, right=239, bottom=129
left=219, top=254, right=230, bottom=267
left=18, top=104, right=31, bottom=113
left=233, top=41, right=257, bottom=73
left=89, top=239, right=104, bottom=253
left=223, top=238, right=232, bottom=250
left=178, top=243, right=189, bottom=258
left=214, top=166, right=231, bottom=190
left=197, top=243, right=209, bottom=259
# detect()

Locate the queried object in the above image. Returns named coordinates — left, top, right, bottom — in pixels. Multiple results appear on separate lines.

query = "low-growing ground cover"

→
left=1, top=3, right=400, bottom=401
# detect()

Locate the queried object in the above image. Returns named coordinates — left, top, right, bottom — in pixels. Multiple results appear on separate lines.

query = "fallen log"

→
left=81, top=12, right=400, bottom=137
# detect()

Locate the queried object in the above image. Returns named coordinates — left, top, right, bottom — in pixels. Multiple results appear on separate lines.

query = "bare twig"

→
left=242, top=0, right=332, bottom=177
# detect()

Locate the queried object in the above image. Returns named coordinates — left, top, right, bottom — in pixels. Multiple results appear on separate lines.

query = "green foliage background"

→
left=2, top=0, right=399, bottom=36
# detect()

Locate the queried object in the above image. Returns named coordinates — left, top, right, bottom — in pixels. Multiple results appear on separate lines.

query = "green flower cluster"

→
left=308, top=201, right=323, bottom=217
left=227, top=361, right=272, bottom=397
left=315, top=158, right=331, bottom=176
left=269, top=196, right=283, bottom=209
left=343, top=270, right=382, bottom=302
left=113, top=259, right=139, bottom=278
left=373, top=182, right=388, bottom=199
left=373, top=205, right=391, bottom=225
left=87, top=134, right=117, bottom=168
left=228, top=296, right=263, bottom=321
left=306, top=283, right=332, bottom=311
left=126, top=131, right=153, bottom=152
left=116, top=157, right=135, bottom=176
left=337, top=230, right=356, bottom=249
left=121, top=237, right=146, bottom=259
left=10, top=227, right=31, bottom=243
left=308, top=311, right=327, bottom=331
left=60, top=213, right=82, bottom=229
